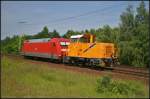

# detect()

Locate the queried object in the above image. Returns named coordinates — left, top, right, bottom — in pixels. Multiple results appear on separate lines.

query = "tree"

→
left=111, top=27, right=120, bottom=44
left=135, top=1, right=148, bottom=25
left=49, top=29, right=60, bottom=38
left=1, top=35, right=20, bottom=54
left=97, top=25, right=112, bottom=42
left=42, top=26, right=49, bottom=34
left=63, top=30, right=82, bottom=38
left=119, top=5, right=135, bottom=41
left=118, top=1, right=149, bottom=67
left=85, top=29, right=89, bottom=33
left=34, top=26, right=50, bottom=38
left=134, top=1, right=149, bottom=67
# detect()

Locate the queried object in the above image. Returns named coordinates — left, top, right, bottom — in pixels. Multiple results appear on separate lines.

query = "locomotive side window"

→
left=70, top=34, right=83, bottom=43
left=71, top=38, right=78, bottom=42
left=79, top=37, right=88, bottom=43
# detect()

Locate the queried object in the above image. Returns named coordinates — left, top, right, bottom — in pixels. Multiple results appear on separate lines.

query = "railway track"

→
left=73, top=64, right=149, bottom=78
left=111, top=67, right=149, bottom=78
left=2, top=54, right=150, bottom=79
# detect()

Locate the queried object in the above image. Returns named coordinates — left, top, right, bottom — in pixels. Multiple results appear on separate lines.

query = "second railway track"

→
left=110, top=66, right=149, bottom=78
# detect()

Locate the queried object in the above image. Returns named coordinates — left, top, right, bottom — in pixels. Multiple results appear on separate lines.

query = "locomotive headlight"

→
left=66, top=42, right=70, bottom=45
left=61, top=49, right=67, bottom=51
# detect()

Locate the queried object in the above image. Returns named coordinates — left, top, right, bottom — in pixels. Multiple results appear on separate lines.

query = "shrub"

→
left=96, top=76, right=145, bottom=96
left=97, top=75, right=112, bottom=93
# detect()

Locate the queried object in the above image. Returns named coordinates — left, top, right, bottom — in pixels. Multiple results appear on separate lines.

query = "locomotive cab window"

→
left=79, top=37, right=89, bottom=43
left=71, top=38, right=78, bottom=42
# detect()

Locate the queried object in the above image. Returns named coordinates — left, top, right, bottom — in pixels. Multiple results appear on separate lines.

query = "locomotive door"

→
left=51, top=42, right=57, bottom=59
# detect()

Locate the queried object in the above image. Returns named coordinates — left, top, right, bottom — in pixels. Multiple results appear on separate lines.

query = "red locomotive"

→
left=21, top=38, right=70, bottom=62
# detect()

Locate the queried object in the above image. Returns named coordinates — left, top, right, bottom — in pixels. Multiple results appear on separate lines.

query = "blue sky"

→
left=1, top=1, right=149, bottom=40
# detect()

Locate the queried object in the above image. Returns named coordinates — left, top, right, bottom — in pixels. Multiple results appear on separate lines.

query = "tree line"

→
left=1, top=1, right=149, bottom=67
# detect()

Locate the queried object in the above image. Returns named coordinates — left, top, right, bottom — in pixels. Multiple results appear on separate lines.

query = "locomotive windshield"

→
left=70, top=37, right=87, bottom=43
left=70, top=34, right=95, bottom=43
left=60, top=42, right=70, bottom=46
left=70, top=34, right=83, bottom=43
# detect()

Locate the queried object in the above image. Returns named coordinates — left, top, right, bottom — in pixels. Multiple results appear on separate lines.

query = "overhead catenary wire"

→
left=16, top=2, right=133, bottom=36
left=20, top=2, right=129, bottom=26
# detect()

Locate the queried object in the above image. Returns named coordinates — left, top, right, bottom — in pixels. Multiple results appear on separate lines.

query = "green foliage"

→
left=135, top=1, right=148, bottom=25
left=25, top=26, right=60, bottom=39
left=1, top=35, right=20, bottom=54
left=49, top=29, right=60, bottom=38
left=97, top=75, right=111, bottom=93
left=63, top=30, right=82, bottom=38
left=97, top=25, right=113, bottom=42
left=96, top=76, right=146, bottom=97
left=33, top=26, right=50, bottom=39
left=119, top=5, right=135, bottom=41
left=118, top=1, right=149, bottom=67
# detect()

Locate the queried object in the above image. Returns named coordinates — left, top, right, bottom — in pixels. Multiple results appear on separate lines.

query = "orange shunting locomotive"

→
left=64, top=33, right=120, bottom=67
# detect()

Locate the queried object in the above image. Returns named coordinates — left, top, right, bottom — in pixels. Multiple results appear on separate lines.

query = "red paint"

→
left=21, top=38, right=70, bottom=60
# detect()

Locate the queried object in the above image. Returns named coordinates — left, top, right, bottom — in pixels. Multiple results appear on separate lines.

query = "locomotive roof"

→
left=70, top=34, right=96, bottom=39
left=70, top=35, right=83, bottom=38
left=25, top=38, right=70, bottom=43
left=27, top=38, right=51, bottom=42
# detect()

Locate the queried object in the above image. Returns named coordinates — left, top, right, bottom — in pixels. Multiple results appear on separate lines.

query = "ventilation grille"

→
left=106, top=46, right=112, bottom=56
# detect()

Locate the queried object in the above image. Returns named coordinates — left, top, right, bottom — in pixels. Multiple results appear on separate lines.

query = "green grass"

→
left=1, top=56, right=149, bottom=98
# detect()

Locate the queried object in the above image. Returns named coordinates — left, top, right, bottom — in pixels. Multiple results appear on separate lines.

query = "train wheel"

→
left=103, top=59, right=113, bottom=68
left=110, top=62, right=114, bottom=68
left=113, top=58, right=120, bottom=65
left=69, top=59, right=74, bottom=66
